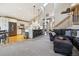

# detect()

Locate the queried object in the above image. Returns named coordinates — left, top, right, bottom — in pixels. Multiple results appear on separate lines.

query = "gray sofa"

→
left=53, top=36, right=73, bottom=56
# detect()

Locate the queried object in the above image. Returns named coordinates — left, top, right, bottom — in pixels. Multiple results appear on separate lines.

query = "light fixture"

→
left=43, top=3, right=48, bottom=7
left=33, top=5, right=36, bottom=8
left=22, top=17, right=24, bottom=18
left=71, top=3, right=77, bottom=7
left=40, top=7, right=44, bottom=12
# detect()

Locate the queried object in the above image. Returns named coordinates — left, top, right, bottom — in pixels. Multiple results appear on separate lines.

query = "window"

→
left=71, top=29, right=77, bottom=37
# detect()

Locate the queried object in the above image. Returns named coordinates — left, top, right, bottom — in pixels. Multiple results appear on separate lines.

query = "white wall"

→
left=17, top=21, right=29, bottom=34
left=54, top=16, right=72, bottom=29
left=0, top=17, right=29, bottom=34
left=0, top=17, right=9, bottom=31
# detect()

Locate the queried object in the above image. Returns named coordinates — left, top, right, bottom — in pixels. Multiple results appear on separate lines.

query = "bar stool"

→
left=0, top=34, right=5, bottom=44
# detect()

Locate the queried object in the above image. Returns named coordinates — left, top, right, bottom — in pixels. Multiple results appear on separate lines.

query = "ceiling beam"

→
left=0, top=16, right=30, bottom=23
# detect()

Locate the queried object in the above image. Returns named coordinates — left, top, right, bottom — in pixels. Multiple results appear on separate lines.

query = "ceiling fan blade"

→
left=61, top=8, right=70, bottom=14
left=61, top=11, right=68, bottom=14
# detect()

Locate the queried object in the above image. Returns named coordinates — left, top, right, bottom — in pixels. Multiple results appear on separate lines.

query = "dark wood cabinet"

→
left=9, top=22, right=17, bottom=36
left=33, top=30, right=43, bottom=38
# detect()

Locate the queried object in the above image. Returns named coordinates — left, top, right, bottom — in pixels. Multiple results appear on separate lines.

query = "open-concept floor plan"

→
left=0, top=3, right=79, bottom=56
left=0, top=35, right=79, bottom=56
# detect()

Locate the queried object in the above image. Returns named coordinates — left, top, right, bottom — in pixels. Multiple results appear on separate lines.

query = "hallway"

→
left=0, top=35, right=78, bottom=56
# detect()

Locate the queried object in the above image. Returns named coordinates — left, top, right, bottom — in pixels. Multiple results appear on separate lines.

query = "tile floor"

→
left=0, top=35, right=78, bottom=56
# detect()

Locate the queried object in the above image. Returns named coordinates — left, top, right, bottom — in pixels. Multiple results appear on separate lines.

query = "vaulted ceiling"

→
left=54, top=3, right=72, bottom=25
left=0, top=3, right=44, bottom=21
left=0, top=3, right=73, bottom=23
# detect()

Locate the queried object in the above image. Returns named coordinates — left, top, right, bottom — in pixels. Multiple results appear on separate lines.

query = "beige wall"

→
left=54, top=16, right=72, bottom=29
left=54, top=3, right=71, bottom=26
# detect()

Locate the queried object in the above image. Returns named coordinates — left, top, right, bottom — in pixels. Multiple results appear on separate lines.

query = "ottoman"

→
left=49, top=33, right=54, bottom=41
left=53, top=36, right=73, bottom=56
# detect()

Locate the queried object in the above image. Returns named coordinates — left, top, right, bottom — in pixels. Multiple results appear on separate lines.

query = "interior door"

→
left=9, top=22, right=17, bottom=36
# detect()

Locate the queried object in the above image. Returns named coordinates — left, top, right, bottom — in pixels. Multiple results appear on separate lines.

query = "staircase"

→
left=54, top=16, right=73, bottom=29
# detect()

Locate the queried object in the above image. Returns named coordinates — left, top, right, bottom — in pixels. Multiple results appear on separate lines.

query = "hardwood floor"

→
left=8, top=35, right=25, bottom=44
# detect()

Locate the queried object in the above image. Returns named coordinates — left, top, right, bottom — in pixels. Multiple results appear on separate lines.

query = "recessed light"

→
left=43, top=3, right=48, bottom=7
left=71, top=3, right=77, bottom=7
left=22, top=17, right=24, bottom=18
left=33, top=5, right=36, bottom=8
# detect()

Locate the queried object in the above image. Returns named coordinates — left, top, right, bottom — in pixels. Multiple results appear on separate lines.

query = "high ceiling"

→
left=0, top=3, right=44, bottom=21
left=0, top=3, right=73, bottom=23
left=54, top=3, right=72, bottom=25
left=54, top=3, right=71, bottom=20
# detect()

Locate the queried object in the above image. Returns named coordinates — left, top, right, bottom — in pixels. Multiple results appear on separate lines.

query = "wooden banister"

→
left=54, top=16, right=71, bottom=28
